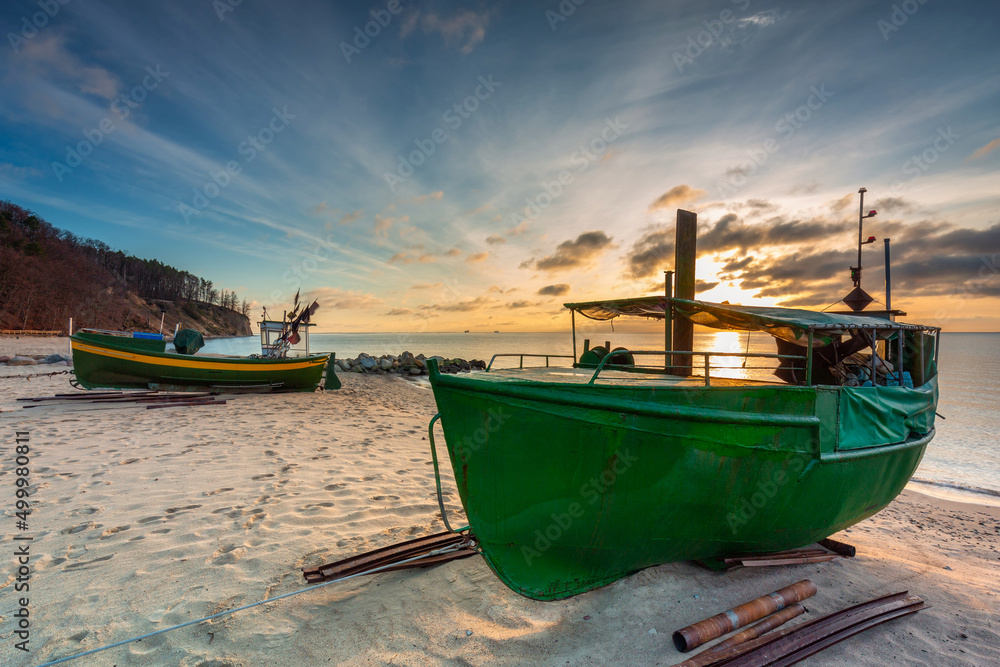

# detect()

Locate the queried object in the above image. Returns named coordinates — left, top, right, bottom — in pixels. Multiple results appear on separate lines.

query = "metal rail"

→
left=486, top=353, right=574, bottom=371
left=587, top=349, right=807, bottom=386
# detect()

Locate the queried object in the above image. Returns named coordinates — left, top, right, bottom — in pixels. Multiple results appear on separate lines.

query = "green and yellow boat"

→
left=427, top=298, right=939, bottom=600
left=70, top=330, right=337, bottom=392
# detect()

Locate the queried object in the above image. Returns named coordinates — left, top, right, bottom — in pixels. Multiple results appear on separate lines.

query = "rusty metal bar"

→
left=684, top=591, right=926, bottom=667
left=303, top=531, right=475, bottom=584
left=678, top=605, right=806, bottom=667
left=818, top=538, right=856, bottom=558
left=146, top=399, right=225, bottom=409
left=673, top=580, right=817, bottom=652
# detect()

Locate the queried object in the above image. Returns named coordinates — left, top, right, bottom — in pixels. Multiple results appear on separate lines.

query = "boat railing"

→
left=486, top=353, right=576, bottom=371
left=587, top=349, right=808, bottom=386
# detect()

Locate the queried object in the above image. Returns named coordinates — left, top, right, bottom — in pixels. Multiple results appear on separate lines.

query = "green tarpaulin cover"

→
left=173, top=329, right=205, bottom=355
left=564, top=297, right=937, bottom=347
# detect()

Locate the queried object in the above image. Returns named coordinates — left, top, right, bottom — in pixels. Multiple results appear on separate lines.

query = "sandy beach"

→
left=1, top=337, right=998, bottom=666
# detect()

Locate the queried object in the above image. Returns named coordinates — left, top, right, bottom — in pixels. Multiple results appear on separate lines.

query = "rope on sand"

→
left=0, top=370, right=71, bottom=380
left=35, top=544, right=467, bottom=666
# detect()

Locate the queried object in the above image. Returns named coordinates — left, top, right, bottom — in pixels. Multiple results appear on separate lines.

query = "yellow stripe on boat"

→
left=71, top=341, right=325, bottom=371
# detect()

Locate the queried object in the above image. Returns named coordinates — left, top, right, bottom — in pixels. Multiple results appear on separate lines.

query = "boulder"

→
left=359, top=356, right=377, bottom=370
left=0, top=355, right=10, bottom=364
left=44, top=353, right=69, bottom=364
left=408, top=367, right=422, bottom=375
left=379, top=358, right=392, bottom=370
left=8, top=355, right=37, bottom=366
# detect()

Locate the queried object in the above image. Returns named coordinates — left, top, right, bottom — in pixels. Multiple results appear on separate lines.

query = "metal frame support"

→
left=664, top=270, right=673, bottom=371
left=571, top=309, right=577, bottom=363
left=805, top=330, right=814, bottom=386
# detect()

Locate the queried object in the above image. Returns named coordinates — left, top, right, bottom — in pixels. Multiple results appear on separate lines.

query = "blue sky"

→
left=2, top=0, right=998, bottom=331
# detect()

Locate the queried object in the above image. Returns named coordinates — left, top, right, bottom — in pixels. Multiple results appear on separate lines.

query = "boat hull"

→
left=71, top=333, right=336, bottom=392
left=429, top=368, right=936, bottom=600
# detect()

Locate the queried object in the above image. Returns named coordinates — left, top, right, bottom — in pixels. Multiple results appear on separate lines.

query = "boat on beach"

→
left=70, top=298, right=339, bottom=392
left=425, top=201, right=940, bottom=601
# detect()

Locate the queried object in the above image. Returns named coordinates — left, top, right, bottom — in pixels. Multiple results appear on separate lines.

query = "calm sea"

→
left=203, top=331, right=1000, bottom=506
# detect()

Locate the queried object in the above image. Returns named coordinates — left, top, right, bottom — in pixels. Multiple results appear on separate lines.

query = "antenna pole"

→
left=856, top=187, right=866, bottom=288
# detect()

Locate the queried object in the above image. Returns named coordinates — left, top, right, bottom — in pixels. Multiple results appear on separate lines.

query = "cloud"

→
left=507, top=300, right=537, bottom=308
left=387, top=248, right=424, bottom=265
left=507, top=220, right=530, bottom=236
left=724, top=219, right=1000, bottom=306
left=625, top=226, right=674, bottom=279
left=409, top=282, right=443, bottom=291
left=444, top=248, right=463, bottom=257
left=431, top=295, right=497, bottom=312
left=374, top=214, right=408, bottom=237
left=413, top=191, right=444, bottom=204
left=538, top=284, right=570, bottom=296
left=464, top=203, right=493, bottom=216
left=339, top=209, right=364, bottom=225
left=873, top=197, right=913, bottom=214
left=419, top=10, right=490, bottom=54
left=486, top=234, right=506, bottom=245
left=466, top=251, right=489, bottom=263
left=648, top=185, right=706, bottom=212
left=21, top=34, right=120, bottom=100
left=385, top=308, right=414, bottom=316
left=306, top=287, right=382, bottom=310
left=968, top=137, right=1000, bottom=160
left=530, top=231, right=615, bottom=271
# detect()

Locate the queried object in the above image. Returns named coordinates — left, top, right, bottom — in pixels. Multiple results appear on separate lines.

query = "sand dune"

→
left=2, top=337, right=998, bottom=666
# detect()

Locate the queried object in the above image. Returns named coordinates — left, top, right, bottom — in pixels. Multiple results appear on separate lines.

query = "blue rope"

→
left=35, top=545, right=464, bottom=666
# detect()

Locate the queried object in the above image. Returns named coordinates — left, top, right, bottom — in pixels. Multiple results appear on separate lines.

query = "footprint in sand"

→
left=118, top=458, right=142, bottom=465
left=370, top=495, right=400, bottom=501
left=252, top=474, right=274, bottom=480
left=100, top=525, right=130, bottom=538
left=210, top=544, right=246, bottom=565
left=64, top=554, right=114, bottom=570
left=323, top=483, right=347, bottom=491
left=61, top=522, right=102, bottom=535
left=165, top=504, right=202, bottom=514
left=203, top=487, right=234, bottom=496
left=151, top=528, right=171, bottom=534
left=137, top=515, right=164, bottom=525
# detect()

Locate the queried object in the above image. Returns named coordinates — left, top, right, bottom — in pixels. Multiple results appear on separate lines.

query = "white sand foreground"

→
left=1, top=337, right=998, bottom=666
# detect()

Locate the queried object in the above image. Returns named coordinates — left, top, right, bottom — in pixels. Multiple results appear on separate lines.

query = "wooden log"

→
left=672, top=209, right=697, bottom=375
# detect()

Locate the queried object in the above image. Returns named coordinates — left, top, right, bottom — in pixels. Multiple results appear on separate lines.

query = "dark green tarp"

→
left=563, top=297, right=937, bottom=347
left=173, top=328, right=205, bottom=355
left=837, top=376, right=938, bottom=450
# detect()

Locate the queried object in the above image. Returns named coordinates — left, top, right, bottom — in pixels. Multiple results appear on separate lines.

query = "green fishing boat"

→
left=71, top=331, right=336, bottom=391
left=426, top=200, right=938, bottom=600
left=70, top=297, right=339, bottom=392
left=427, top=300, right=938, bottom=600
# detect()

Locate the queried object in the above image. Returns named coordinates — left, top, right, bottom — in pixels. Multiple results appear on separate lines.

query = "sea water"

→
left=202, top=331, right=1000, bottom=506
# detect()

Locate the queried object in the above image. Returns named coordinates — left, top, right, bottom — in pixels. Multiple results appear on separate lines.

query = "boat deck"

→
left=475, top=365, right=786, bottom=387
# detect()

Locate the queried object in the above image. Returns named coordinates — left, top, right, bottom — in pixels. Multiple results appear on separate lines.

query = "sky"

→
left=1, top=0, right=998, bottom=332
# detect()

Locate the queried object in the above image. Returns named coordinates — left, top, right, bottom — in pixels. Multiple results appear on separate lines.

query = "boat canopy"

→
left=563, top=297, right=938, bottom=347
